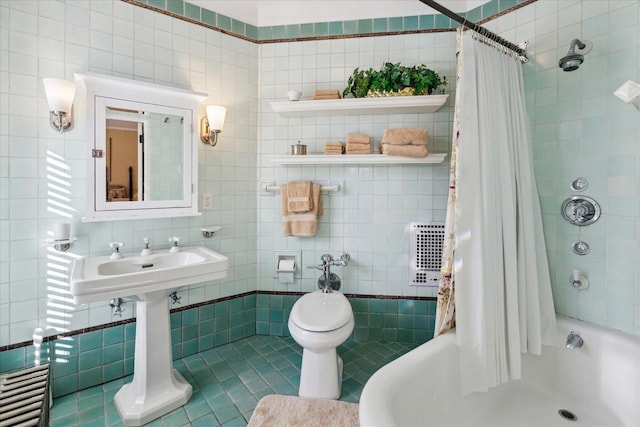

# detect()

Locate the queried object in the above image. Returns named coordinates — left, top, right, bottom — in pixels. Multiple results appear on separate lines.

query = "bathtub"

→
left=359, top=316, right=640, bottom=427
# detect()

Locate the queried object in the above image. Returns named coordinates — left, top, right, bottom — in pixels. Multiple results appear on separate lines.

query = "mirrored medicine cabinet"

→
left=75, top=72, right=208, bottom=221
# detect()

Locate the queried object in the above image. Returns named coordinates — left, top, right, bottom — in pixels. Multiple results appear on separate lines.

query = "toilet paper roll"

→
left=277, top=259, right=296, bottom=284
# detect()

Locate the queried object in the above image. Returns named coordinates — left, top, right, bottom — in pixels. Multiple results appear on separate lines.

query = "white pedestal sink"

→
left=70, top=246, right=229, bottom=426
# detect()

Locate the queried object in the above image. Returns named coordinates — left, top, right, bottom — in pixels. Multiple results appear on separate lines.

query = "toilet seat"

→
left=291, top=291, right=352, bottom=332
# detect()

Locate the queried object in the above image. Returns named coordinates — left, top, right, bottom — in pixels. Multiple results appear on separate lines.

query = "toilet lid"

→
left=291, top=291, right=352, bottom=332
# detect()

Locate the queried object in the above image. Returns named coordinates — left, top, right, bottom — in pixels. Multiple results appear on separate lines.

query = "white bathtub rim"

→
left=359, top=315, right=640, bottom=427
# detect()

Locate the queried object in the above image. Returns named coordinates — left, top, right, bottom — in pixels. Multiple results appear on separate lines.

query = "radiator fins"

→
left=0, top=365, right=50, bottom=427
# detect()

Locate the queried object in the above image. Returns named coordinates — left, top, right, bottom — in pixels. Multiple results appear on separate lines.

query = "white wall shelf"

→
left=268, top=153, right=447, bottom=165
left=270, top=94, right=449, bottom=116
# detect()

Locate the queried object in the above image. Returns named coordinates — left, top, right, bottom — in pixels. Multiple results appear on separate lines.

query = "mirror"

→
left=76, top=73, right=208, bottom=221
left=105, top=108, right=185, bottom=203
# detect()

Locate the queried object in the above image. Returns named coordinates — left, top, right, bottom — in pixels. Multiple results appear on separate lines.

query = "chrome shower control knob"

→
left=571, top=241, right=590, bottom=255
left=570, top=177, right=588, bottom=192
left=561, top=196, right=600, bottom=226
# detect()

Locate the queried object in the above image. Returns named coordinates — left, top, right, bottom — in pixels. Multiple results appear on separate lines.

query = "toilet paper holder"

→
left=277, top=258, right=296, bottom=273
left=276, top=253, right=298, bottom=284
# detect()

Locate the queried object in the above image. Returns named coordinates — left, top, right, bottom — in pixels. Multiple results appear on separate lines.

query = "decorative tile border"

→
left=255, top=292, right=436, bottom=344
left=123, top=0, right=537, bottom=43
left=0, top=291, right=436, bottom=398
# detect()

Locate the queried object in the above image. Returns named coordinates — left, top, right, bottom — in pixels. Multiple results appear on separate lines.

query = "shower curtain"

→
left=435, top=29, right=557, bottom=395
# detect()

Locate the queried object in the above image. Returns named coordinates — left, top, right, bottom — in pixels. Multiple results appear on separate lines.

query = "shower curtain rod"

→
left=419, top=0, right=527, bottom=61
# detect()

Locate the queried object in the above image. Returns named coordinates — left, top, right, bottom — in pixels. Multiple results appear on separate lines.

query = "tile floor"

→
left=50, top=336, right=418, bottom=426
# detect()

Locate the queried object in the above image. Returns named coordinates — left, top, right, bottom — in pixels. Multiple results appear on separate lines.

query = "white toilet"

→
left=288, top=290, right=355, bottom=399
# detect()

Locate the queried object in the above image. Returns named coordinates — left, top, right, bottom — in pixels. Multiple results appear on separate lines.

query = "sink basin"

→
left=70, top=245, right=229, bottom=426
left=71, top=246, right=228, bottom=304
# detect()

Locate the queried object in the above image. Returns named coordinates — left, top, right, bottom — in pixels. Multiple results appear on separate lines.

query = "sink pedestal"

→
left=114, top=290, right=191, bottom=426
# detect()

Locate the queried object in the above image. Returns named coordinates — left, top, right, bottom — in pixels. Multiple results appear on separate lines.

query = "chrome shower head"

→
left=559, top=39, right=592, bottom=72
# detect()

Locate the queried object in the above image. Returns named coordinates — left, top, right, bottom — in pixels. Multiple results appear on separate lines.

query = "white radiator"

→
left=0, top=364, right=50, bottom=427
left=409, top=222, right=445, bottom=287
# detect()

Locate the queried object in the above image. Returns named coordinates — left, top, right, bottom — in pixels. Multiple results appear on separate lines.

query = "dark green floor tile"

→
left=207, top=393, right=234, bottom=410
left=184, top=398, right=212, bottom=421
left=192, top=413, right=219, bottom=427
left=234, top=395, right=258, bottom=414
left=161, top=408, right=189, bottom=426
left=245, top=377, right=269, bottom=394
left=215, top=404, right=242, bottom=424
left=222, top=416, right=247, bottom=427
left=51, top=413, right=78, bottom=427
left=52, top=336, right=418, bottom=427
left=226, top=383, right=251, bottom=401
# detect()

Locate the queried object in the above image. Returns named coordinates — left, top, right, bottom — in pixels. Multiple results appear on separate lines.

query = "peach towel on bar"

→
left=281, top=182, right=323, bottom=237
left=346, top=133, right=370, bottom=144
left=381, top=143, right=428, bottom=157
left=381, top=128, right=428, bottom=145
left=286, top=180, right=313, bottom=213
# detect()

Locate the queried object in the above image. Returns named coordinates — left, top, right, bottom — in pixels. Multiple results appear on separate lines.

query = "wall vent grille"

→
left=409, top=222, right=445, bottom=287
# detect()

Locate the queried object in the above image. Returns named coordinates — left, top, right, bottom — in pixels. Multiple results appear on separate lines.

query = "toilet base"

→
left=298, top=348, right=344, bottom=399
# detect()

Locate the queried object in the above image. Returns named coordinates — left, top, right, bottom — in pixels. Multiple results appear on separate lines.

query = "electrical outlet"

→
left=202, top=193, right=213, bottom=210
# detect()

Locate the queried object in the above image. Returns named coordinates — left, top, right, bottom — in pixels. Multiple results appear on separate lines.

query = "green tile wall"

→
left=133, top=0, right=522, bottom=42
left=0, top=293, right=434, bottom=398
left=255, top=294, right=436, bottom=344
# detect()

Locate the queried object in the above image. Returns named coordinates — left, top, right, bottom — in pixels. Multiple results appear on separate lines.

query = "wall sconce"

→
left=200, top=105, right=227, bottom=146
left=42, top=78, right=76, bottom=133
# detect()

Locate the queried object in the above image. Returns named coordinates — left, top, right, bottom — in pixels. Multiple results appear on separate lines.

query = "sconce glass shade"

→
left=200, top=105, right=227, bottom=146
left=206, top=105, right=227, bottom=131
left=43, top=78, right=76, bottom=133
left=43, top=78, right=76, bottom=112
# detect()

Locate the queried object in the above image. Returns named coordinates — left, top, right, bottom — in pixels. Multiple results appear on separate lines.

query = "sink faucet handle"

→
left=110, top=241, right=124, bottom=250
left=168, top=236, right=181, bottom=252
left=141, top=237, right=152, bottom=255
left=109, top=242, right=124, bottom=259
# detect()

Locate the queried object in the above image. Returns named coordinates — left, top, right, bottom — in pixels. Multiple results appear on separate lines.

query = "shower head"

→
left=559, top=39, right=592, bottom=71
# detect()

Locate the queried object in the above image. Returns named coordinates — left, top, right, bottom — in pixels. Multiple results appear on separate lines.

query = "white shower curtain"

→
left=453, top=29, right=557, bottom=395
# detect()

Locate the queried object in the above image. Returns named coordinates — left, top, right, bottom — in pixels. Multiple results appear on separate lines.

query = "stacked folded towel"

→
left=324, top=141, right=344, bottom=155
left=380, top=128, right=429, bottom=158
left=287, top=180, right=312, bottom=213
left=313, top=89, right=341, bottom=100
left=281, top=181, right=323, bottom=237
left=346, top=133, right=371, bottom=154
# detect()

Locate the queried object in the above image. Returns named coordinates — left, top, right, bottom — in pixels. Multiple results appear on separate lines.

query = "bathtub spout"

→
left=566, top=331, right=583, bottom=350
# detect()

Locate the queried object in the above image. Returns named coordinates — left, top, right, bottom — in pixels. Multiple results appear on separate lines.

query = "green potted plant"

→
left=343, top=62, right=444, bottom=98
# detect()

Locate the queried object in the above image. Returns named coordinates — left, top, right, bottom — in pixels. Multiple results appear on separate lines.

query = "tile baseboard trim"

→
left=1, top=291, right=435, bottom=352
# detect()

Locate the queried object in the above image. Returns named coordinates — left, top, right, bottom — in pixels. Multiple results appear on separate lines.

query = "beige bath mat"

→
left=247, top=394, right=360, bottom=427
